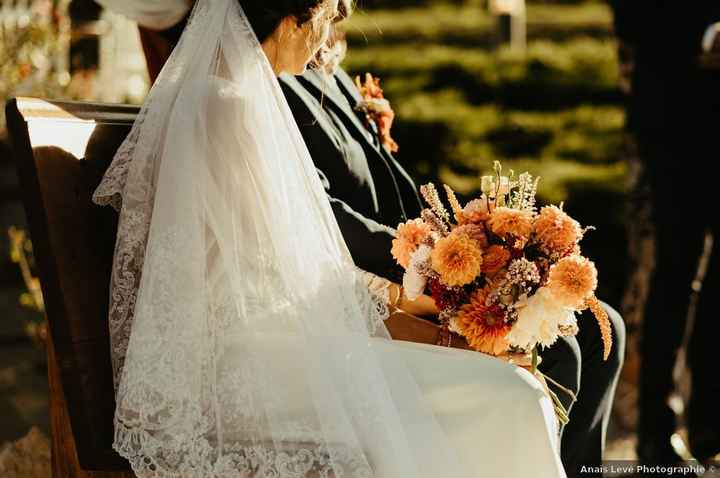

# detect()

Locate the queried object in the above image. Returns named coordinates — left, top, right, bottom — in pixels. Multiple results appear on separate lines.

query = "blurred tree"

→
left=0, top=0, right=71, bottom=107
left=7, top=227, right=46, bottom=347
left=0, top=0, right=70, bottom=350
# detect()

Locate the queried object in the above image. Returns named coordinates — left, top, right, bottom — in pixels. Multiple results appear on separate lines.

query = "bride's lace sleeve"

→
left=355, top=268, right=394, bottom=336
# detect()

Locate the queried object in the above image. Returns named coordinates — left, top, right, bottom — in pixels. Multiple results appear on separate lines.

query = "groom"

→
left=278, top=5, right=626, bottom=477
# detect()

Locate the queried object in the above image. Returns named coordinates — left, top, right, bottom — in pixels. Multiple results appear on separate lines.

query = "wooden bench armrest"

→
left=384, top=312, right=472, bottom=350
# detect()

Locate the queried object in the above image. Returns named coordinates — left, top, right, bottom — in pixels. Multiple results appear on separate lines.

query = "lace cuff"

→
left=355, top=268, right=393, bottom=335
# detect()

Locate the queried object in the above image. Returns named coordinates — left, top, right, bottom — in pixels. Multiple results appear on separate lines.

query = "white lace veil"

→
left=92, top=0, right=471, bottom=476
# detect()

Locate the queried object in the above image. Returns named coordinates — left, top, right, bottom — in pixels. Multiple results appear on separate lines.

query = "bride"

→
left=92, top=0, right=567, bottom=476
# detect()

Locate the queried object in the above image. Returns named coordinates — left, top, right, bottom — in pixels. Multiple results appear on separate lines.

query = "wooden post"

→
left=490, top=0, right=526, bottom=52
left=48, top=335, right=135, bottom=478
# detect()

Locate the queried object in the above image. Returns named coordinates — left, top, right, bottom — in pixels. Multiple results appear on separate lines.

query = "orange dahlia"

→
left=391, top=219, right=432, bottom=268
left=487, top=207, right=534, bottom=246
left=533, top=205, right=582, bottom=257
left=455, top=288, right=511, bottom=355
left=481, top=245, right=511, bottom=276
left=431, top=231, right=483, bottom=287
left=547, top=255, right=598, bottom=308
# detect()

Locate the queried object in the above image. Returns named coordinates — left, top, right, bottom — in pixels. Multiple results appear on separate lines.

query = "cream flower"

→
left=460, top=197, right=490, bottom=224
left=558, top=311, right=579, bottom=337
left=506, top=287, right=575, bottom=350
left=403, top=245, right=432, bottom=300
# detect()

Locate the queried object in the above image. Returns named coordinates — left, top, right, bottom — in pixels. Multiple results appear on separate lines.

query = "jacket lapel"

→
left=281, top=73, right=381, bottom=213
left=280, top=74, right=344, bottom=150
left=298, top=70, right=377, bottom=147
left=334, top=68, right=364, bottom=105
left=335, top=69, right=423, bottom=217
left=298, top=68, right=422, bottom=222
left=378, top=145, right=422, bottom=217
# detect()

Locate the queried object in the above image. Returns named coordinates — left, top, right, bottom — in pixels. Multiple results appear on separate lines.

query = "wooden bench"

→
left=5, top=96, right=457, bottom=477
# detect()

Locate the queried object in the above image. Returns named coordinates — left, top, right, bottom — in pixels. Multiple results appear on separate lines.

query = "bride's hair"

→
left=311, top=0, right=352, bottom=73
left=239, top=0, right=339, bottom=44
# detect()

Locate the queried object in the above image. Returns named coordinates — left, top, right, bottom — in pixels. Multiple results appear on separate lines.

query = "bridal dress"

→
left=92, top=0, right=566, bottom=476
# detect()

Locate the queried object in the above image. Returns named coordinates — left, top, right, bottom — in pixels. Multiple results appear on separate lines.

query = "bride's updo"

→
left=240, top=0, right=338, bottom=42
left=239, top=0, right=339, bottom=74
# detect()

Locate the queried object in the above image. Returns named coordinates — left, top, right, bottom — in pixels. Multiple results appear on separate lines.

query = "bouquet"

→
left=391, top=162, right=613, bottom=423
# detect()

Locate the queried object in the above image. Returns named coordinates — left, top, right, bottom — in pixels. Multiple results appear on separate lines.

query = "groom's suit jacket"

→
left=280, top=68, right=422, bottom=281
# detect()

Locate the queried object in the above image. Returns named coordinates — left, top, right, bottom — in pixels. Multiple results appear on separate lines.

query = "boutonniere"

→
left=354, top=73, right=399, bottom=153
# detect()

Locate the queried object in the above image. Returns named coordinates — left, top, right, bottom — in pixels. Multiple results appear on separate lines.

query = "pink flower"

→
left=460, top=198, right=490, bottom=224
left=453, top=223, right=489, bottom=249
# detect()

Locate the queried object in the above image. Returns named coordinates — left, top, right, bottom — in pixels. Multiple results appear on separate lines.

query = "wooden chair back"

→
left=6, top=97, right=139, bottom=475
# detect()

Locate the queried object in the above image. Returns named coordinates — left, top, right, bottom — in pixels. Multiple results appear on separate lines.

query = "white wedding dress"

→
left=92, top=0, right=566, bottom=476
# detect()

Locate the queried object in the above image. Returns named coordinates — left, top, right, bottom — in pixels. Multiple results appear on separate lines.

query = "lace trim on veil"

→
left=93, top=103, right=156, bottom=390
left=105, top=221, right=390, bottom=476
left=113, top=420, right=374, bottom=478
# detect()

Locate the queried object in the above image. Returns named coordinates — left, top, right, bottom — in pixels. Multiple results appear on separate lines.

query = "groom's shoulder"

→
left=278, top=73, right=303, bottom=97
left=287, top=69, right=347, bottom=101
left=332, top=67, right=354, bottom=86
left=279, top=74, right=316, bottom=109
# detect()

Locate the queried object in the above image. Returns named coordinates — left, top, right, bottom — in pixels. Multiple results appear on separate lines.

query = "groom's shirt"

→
left=280, top=68, right=421, bottom=281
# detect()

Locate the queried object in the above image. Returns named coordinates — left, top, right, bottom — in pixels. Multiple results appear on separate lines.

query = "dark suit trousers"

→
left=541, top=304, right=626, bottom=478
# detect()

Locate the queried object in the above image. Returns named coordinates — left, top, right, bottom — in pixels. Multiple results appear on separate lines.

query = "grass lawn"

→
left=341, top=1, right=629, bottom=302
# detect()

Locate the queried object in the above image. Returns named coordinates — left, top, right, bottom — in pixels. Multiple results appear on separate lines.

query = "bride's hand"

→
left=388, top=283, right=439, bottom=317
left=385, top=282, right=556, bottom=403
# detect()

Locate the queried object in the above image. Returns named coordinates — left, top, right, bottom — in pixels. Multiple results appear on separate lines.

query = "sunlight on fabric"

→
left=27, top=118, right=96, bottom=160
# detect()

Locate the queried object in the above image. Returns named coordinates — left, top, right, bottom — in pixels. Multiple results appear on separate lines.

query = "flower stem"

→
left=548, top=389, right=570, bottom=425
left=541, top=372, right=578, bottom=404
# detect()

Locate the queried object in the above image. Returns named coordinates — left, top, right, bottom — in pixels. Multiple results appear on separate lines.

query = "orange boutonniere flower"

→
left=354, top=73, right=399, bottom=153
